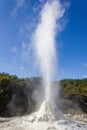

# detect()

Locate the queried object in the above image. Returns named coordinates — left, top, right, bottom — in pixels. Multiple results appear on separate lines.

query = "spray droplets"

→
left=33, top=0, right=65, bottom=102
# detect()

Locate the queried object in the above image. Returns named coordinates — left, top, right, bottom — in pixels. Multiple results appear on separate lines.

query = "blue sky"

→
left=0, top=0, right=87, bottom=79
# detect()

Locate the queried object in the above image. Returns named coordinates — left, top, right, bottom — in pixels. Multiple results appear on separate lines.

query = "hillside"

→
left=0, top=72, right=87, bottom=117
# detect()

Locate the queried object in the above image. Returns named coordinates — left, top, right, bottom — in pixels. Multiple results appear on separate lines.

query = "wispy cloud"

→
left=83, top=63, right=87, bottom=67
left=19, top=66, right=24, bottom=70
left=39, top=0, right=44, bottom=2
left=83, top=75, right=87, bottom=78
left=63, top=1, right=71, bottom=9
left=11, top=0, right=25, bottom=15
left=3, top=62, right=7, bottom=66
left=22, top=42, right=27, bottom=49
left=17, top=0, right=24, bottom=7
left=11, top=46, right=17, bottom=52
left=21, top=41, right=33, bottom=63
left=11, top=0, right=34, bottom=64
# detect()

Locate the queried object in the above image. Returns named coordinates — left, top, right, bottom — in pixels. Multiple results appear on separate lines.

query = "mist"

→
left=33, top=0, right=65, bottom=103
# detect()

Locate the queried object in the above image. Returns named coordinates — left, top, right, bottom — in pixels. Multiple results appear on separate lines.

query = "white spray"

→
left=34, top=0, right=65, bottom=103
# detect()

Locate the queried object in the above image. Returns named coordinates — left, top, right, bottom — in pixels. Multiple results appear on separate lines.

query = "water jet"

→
left=0, top=0, right=87, bottom=130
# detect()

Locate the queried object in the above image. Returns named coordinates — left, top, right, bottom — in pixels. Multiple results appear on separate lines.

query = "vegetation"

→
left=0, top=73, right=41, bottom=117
left=59, top=79, right=87, bottom=112
left=0, top=72, right=87, bottom=117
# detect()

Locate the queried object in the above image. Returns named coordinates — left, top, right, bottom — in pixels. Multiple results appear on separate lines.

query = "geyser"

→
left=0, top=0, right=87, bottom=130
left=34, top=0, right=65, bottom=103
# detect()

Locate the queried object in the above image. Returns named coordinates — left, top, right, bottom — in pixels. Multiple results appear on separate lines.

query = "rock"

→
left=0, top=101, right=87, bottom=130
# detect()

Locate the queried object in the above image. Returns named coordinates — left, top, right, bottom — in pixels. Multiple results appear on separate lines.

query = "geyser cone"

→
left=36, top=100, right=64, bottom=122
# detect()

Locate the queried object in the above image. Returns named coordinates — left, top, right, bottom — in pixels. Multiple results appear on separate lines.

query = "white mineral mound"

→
left=36, top=100, right=64, bottom=122
left=0, top=101, right=87, bottom=130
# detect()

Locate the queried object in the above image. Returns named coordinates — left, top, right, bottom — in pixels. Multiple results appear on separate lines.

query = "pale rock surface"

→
left=0, top=101, right=87, bottom=130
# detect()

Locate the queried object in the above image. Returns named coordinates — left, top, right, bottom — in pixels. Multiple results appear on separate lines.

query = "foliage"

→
left=0, top=73, right=12, bottom=112
left=60, top=79, right=87, bottom=112
left=0, top=73, right=42, bottom=117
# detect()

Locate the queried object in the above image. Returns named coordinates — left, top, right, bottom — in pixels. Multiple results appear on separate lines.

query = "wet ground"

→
left=0, top=101, right=87, bottom=130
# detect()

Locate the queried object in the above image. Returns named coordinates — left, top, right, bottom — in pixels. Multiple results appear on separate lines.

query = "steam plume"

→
left=33, top=0, right=65, bottom=102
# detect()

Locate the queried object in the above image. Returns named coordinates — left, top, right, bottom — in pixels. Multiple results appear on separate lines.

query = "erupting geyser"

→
left=34, top=0, right=64, bottom=103
left=0, top=0, right=87, bottom=130
left=33, top=0, right=65, bottom=121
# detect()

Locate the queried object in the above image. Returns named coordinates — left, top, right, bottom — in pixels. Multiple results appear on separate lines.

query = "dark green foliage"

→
left=0, top=73, right=42, bottom=117
left=60, top=79, right=87, bottom=112
left=0, top=73, right=12, bottom=113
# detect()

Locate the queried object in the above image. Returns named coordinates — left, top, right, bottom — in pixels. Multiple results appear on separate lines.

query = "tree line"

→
left=0, top=72, right=87, bottom=117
